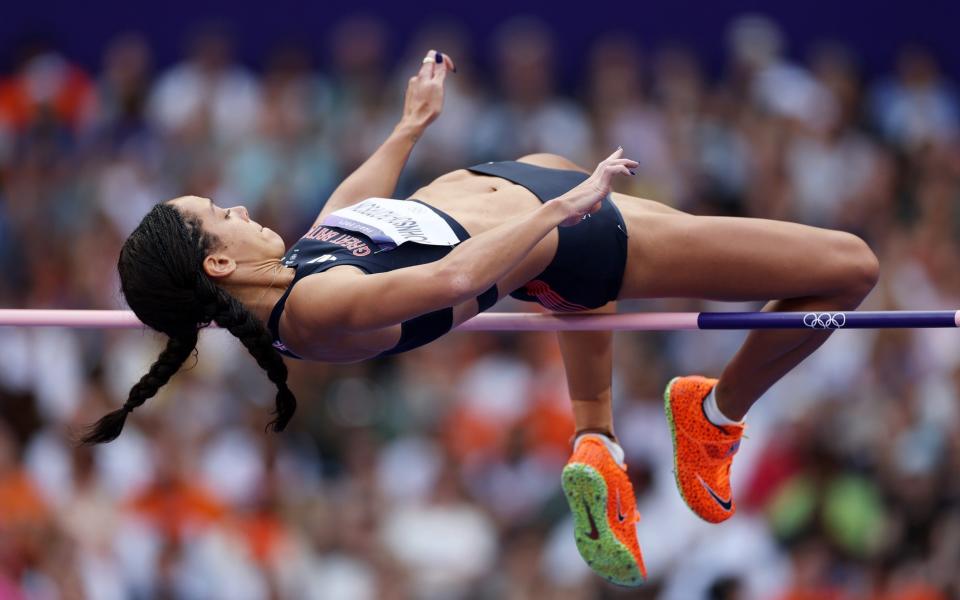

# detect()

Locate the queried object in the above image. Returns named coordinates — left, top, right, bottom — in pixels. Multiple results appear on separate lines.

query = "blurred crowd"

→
left=1, top=12, right=959, bottom=600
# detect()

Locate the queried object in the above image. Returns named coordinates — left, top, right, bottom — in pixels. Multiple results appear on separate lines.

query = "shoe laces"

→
left=679, top=422, right=746, bottom=452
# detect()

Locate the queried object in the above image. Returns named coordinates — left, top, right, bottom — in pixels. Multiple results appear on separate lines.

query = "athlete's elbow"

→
left=442, top=268, right=476, bottom=305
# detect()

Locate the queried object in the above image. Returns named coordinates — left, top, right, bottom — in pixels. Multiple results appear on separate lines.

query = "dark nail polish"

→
left=436, top=52, right=443, bottom=63
left=629, top=170, right=636, bottom=175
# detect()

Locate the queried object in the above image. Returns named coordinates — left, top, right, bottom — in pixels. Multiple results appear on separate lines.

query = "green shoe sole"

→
left=663, top=376, right=694, bottom=513
left=561, top=462, right=645, bottom=587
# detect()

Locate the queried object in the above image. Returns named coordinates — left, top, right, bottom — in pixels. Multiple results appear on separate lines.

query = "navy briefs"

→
left=466, top=160, right=630, bottom=311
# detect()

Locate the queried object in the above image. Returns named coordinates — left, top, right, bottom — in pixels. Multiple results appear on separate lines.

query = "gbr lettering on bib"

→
left=322, top=198, right=460, bottom=249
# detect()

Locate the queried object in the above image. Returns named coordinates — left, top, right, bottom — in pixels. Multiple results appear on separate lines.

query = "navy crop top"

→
left=266, top=199, right=499, bottom=359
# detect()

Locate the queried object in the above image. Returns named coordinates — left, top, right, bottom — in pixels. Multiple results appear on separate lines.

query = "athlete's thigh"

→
left=618, top=212, right=872, bottom=301
left=610, top=192, right=688, bottom=216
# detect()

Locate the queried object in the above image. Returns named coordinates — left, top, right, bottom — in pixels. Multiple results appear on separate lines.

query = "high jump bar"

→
left=0, top=309, right=957, bottom=331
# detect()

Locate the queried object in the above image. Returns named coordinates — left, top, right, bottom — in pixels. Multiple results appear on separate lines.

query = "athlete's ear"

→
left=203, top=253, right=236, bottom=279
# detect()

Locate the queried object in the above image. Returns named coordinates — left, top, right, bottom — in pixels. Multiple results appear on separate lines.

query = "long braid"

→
left=81, top=330, right=198, bottom=444
left=196, top=272, right=296, bottom=432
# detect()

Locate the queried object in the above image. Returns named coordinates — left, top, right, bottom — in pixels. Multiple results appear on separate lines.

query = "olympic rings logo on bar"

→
left=802, top=312, right=847, bottom=329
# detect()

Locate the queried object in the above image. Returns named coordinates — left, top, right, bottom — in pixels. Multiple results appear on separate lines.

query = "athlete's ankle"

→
left=703, top=386, right=744, bottom=428
left=574, top=427, right=617, bottom=443
left=573, top=430, right=625, bottom=466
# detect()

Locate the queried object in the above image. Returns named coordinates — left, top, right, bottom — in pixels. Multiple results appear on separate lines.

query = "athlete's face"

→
left=167, top=196, right=285, bottom=277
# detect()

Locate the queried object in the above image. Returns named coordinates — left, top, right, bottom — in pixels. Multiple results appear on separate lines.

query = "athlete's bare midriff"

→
left=409, top=168, right=561, bottom=299
left=412, top=168, right=542, bottom=233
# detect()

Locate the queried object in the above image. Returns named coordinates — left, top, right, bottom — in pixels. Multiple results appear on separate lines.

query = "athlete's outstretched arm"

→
left=312, top=50, right=456, bottom=226
left=292, top=151, right=638, bottom=332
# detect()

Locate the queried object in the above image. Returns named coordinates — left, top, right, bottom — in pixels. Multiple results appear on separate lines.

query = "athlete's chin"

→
left=266, top=229, right=285, bottom=252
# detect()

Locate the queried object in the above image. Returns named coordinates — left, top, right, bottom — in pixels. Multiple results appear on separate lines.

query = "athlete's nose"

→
left=233, top=206, right=250, bottom=222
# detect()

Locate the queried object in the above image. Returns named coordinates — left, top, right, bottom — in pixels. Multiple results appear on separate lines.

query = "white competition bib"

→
left=321, top=198, right=461, bottom=249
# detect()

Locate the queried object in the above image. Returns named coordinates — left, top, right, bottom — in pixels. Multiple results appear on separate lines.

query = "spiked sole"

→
left=561, top=463, right=645, bottom=587
left=663, top=376, right=695, bottom=515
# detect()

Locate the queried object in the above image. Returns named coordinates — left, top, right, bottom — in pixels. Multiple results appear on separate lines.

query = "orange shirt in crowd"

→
left=128, top=480, right=227, bottom=538
left=0, top=470, right=47, bottom=529
left=0, top=61, right=93, bottom=130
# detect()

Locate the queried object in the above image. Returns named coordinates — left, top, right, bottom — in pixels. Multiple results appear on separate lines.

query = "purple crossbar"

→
left=0, top=309, right=957, bottom=331
left=696, top=310, right=960, bottom=330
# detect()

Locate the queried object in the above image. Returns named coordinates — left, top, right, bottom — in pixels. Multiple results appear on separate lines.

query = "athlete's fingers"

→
left=604, top=146, right=625, bottom=163
left=430, top=50, right=456, bottom=73
left=600, top=155, right=638, bottom=179
left=435, top=59, right=449, bottom=84
left=442, top=52, right=457, bottom=73
left=430, top=51, right=455, bottom=81
left=594, top=147, right=628, bottom=176
left=602, top=164, right=633, bottom=181
left=418, top=49, right=437, bottom=78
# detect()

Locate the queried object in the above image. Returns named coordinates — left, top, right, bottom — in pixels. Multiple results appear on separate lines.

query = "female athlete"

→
left=83, top=50, right=879, bottom=586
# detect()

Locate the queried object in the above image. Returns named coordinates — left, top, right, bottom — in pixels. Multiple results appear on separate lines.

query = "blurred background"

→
left=1, top=3, right=960, bottom=599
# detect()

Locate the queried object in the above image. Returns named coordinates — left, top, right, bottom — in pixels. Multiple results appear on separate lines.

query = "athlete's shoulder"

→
left=278, top=265, right=391, bottom=360
left=282, top=265, right=366, bottom=329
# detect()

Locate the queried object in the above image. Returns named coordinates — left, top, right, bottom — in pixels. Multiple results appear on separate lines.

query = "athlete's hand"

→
left=400, top=49, right=456, bottom=134
left=555, top=148, right=638, bottom=227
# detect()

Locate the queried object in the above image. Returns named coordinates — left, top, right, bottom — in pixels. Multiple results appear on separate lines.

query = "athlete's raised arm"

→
left=291, top=150, right=638, bottom=332
left=312, top=49, right=456, bottom=227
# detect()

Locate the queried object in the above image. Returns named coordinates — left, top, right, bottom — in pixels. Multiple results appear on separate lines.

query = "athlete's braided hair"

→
left=81, top=203, right=296, bottom=444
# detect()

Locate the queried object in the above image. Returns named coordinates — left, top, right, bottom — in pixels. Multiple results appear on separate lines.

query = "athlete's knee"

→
left=831, top=232, right=880, bottom=300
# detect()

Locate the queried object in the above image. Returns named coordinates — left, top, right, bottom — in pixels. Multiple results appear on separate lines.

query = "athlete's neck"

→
left=223, top=261, right=297, bottom=325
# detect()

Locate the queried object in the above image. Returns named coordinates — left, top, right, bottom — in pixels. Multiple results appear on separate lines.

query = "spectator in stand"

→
left=473, top=16, right=592, bottom=165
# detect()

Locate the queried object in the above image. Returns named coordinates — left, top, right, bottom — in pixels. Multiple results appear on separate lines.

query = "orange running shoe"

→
left=561, top=434, right=646, bottom=587
left=664, top=375, right=745, bottom=524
